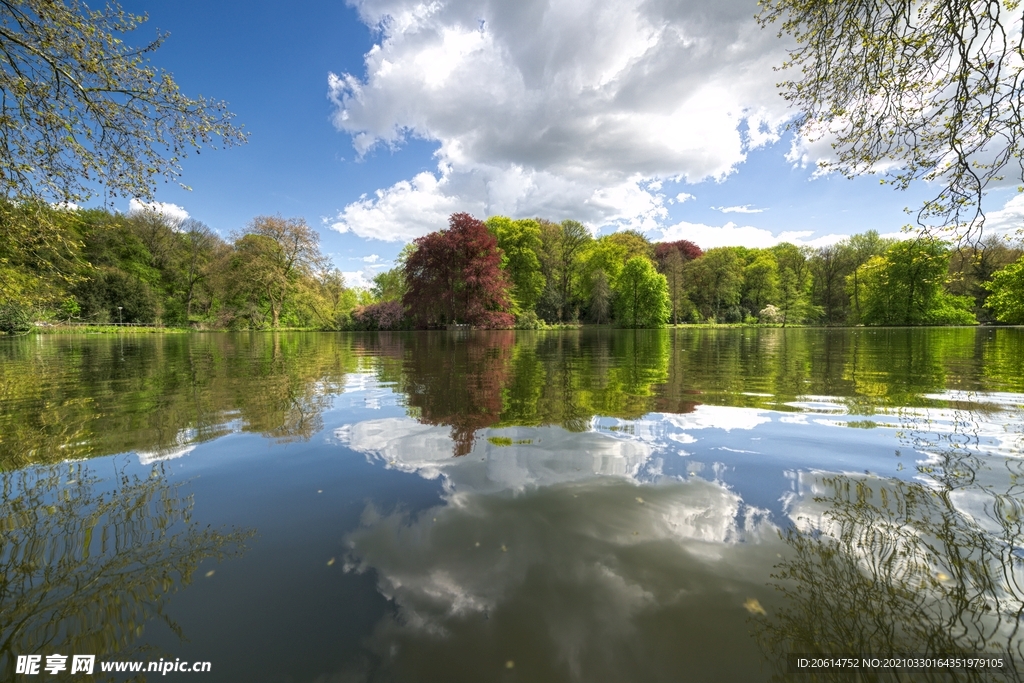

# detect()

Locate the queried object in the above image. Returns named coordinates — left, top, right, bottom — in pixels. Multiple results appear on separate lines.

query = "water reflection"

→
left=756, top=398, right=1024, bottom=682
left=0, top=462, right=251, bottom=681
left=338, top=477, right=781, bottom=682
left=2, top=329, right=1024, bottom=681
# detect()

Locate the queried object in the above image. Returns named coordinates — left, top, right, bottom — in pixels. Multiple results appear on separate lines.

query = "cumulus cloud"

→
left=329, top=0, right=792, bottom=241
left=337, top=417, right=652, bottom=493
left=361, top=254, right=382, bottom=263
left=342, top=269, right=375, bottom=288
left=337, top=476, right=782, bottom=680
left=128, top=199, right=190, bottom=226
left=981, top=193, right=1024, bottom=237
left=673, top=192, right=695, bottom=204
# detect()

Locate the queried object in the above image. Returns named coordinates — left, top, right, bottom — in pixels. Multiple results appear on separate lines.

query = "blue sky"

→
left=115, top=0, right=1020, bottom=287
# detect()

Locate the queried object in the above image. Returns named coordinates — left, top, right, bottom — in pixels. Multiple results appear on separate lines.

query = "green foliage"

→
left=743, top=251, right=780, bottom=316
left=851, top=239, right=977, bottom=326
left=371, top=267, right=406, bottom=302
left=0, top=0, right=246, bottom=206
left=487, top=216, right=546, bottom=312
left=613, top=257, right=670, bottom=328
left=72, top=267, right=158, bottom=323
left=683, top=247, right=744, bottom=321
left=0, top=299, right=31, bottom=334
left=758, top=0, right=1023, bottom=240
left=984, top=255, right=1024, bottom=324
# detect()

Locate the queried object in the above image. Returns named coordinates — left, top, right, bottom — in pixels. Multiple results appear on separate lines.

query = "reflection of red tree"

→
left=402, top=331, right=514, bottom=456
left=403, top=213, right=514, bottom=329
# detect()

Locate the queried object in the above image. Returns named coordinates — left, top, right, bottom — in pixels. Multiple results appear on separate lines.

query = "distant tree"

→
left=556, top=220, right=591, bottom=322
left=809, top=244, right=854, bottom=324
left=983, top=255, right=1024, bottom=324
left=233, top=216, right=327, bottom=328
left=486, top=216, right=546, bottom=312
left=772, top=243, right=818, bottom=326
left=306, top=268, right=356, bottom=330
left=660, top=249, right=689, bottom=324
left=403, top=213, right=513, bottom=328
left=371, top=268, right=406, bottom=302
left=742, top=251, right=780, bottom=317
left=613, top=257, right=670, bottom=328
left=177, top=219, right=216, bottom=320
left=851, top=239, right=976, bottom=325
left=948, top=237, right=1024, bottom=322
left=654, top=239, right=703, bottom=265
left=844, top=231, right=894, bottom=323
left=683, top=247, right=744, bottom=321
left=589, top=268, right=612, bottom=324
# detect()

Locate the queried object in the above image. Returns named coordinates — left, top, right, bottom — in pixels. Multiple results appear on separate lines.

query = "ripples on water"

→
left=1, top=328, right=1022, bottom=681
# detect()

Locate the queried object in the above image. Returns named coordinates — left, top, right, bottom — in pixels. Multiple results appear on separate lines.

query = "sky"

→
left=113, top=0, right=1023, bottom=288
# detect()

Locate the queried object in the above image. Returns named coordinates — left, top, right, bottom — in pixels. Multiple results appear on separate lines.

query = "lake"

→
left=2, top=328, right=1023, bottom=682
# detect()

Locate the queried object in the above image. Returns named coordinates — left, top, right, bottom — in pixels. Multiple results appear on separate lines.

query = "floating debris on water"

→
left=743, top=598, right=766, bottom=616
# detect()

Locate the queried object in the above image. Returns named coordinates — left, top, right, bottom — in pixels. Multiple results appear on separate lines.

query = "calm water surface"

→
left=2, top=329, right=1023, bottom=682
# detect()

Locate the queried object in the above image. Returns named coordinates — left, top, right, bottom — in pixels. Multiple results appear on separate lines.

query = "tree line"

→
left=361, top=212, right=1024, bottom=329
left=1, top=204, right=1023, bottom=332
left=0, top=201, right=362, bottom=331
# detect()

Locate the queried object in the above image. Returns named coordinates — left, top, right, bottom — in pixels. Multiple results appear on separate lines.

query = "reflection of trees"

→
left=0, top=462, right=251, bottom=681
left=0, top=333, right=361, bottom=468
left=755, top=401, right=1024, bottom=682
left=4, top=328, right=1022, bottom=467
left=393, top=331, right=515, bottom=456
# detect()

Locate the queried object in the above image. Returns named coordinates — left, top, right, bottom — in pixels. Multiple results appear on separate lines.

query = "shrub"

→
left=352, top=300, right=405, bottom=330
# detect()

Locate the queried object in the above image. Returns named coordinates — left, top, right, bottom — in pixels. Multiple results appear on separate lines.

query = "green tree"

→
left=983, top=255, right=1024, bottom=324
left=589, top=268, right=612, bottom=324
left=536, top=219, right=591, bottom=322
left=683, top=247, right=744, bottom=321
left=809, top=243, right=854, bottom=324
left=232, top=216, right=327, bottom=328
left=742, top=250, right=780, bottom=317
left=758, top=0, right=1024, bottom=240
left=486, top=216, right=546, bottom=312
left=851, top=239, right=976, bottom=326
left=772, top=243, right=818, bottom=325
left=613, top=257, right=670, bottom=328
left=660, top=248, right=691, bottom=324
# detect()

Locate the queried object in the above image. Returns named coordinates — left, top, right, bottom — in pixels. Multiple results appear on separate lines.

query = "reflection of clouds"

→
left=336, top=417, right=652, bottom=493
left=339, top=477, right=781, bottom=682
left=660, top=405, right=772, bottom=432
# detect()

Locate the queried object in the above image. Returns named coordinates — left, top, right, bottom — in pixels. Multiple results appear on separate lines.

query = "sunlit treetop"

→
left=0, top=0, right=247, bottom=205
left=758, top=0, right=1024, bottom=243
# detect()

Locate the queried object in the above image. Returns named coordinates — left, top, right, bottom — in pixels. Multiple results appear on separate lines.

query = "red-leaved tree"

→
left=654, top=239, right=703, bottom=265
left=403, top=213, right=514, bottom=328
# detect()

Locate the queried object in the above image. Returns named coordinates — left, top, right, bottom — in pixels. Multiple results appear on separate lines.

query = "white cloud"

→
left=331, top=162, right=670, bottom=241
left=128, top=199, right=190, bottom=226
left=330, top=0, right=792, bottom=241
left=361, top=254, right=381, bottom=263
left=658, top=219, right=879, bottom=250
left=981, top=193, right=1024, bottom=237
left=673, top=192, right=695, bottom=204
left=712, top=204, right=764, bottom=214
left=342, top=269, right=374, bottom=288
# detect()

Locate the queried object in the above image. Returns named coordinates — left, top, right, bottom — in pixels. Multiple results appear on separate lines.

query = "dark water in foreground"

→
left=2, top=328, right=1023, bottom=682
